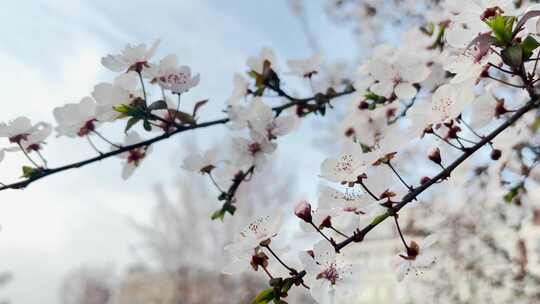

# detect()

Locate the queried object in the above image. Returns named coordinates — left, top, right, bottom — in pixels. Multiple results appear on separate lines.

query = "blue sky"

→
left=0, top=1, right=357, bottom=302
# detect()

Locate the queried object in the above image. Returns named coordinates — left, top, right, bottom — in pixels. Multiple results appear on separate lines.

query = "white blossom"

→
left=145, top=54, right=200, bottom=94
left=53, top=97, right=99, bottom=137
left=300, top=241, right=363, bottom=304
left=320, top=141, right=368, bottom=184
left=396, top=234, right=438, bottom=281
left=182, top=149, right=219, bottom=174
left=117, top=132, right=151, bottom=180
left=246, top=47, right=278, bottom=74
left=225, top=213, right=283, bottom=253
left=92, top=72, right=140, bottom=121
left=101, top=40, right=160, bottom=72
left=287, top=53, right=323, bottom=77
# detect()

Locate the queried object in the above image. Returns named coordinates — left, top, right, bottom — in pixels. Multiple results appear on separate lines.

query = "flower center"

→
left=9, top=134, right=29, bottom=144
left=127, top=149, right=145, bottom=165
left=77, top=119, right=97, bottom=137
left=316, top=263, right=339, bottom=285
left=248, top=142, right=262, bottom=155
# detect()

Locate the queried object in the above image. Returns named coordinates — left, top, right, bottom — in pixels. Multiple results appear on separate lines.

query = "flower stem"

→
left=17, top=144, right=41, bottom=168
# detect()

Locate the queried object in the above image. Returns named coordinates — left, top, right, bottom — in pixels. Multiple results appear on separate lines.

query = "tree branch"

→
left=335, top=97, right=539, bottom=251
left=0, top=86, right=355, bottom=192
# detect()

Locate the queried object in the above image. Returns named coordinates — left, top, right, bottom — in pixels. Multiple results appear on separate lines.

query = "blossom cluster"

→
left=1, top=0, right=540, bottom=303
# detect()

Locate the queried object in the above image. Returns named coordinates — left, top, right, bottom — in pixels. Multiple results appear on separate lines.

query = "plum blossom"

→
left=117, top=132, right=151, bottom=180
left=101, top=40, right=160, bottom=72
left=287, top=53, right=323, bottom=77
left=367, top=53, right=430, bottom=100
left=232, top=134, right=276, bottom=169
left=431, top=82, right=475, bottom=122
left=53, top=97, right=100, bottom=137
left=300, top=241, right=363, bottom=304
left=225, top=213, right=283, bottom=253
left=181, top=149, right=219, bottom=174
left=228, top=98, right=296, bottom=138
left=227, top=97, right=267, bottom=130
left=320, top=141, right=368, bottom=184
left=467, top=93, right=498, bottom=129
left=444, top=36, right=501, bottom=84
left=145, top=54, right=200, bottom=94
left=0, top=117, right=52, bottom=151
left=92, top=72, right=140, bottom=122
left=396, top=234, right=438, bottom=281
left=226, top=73, right=249, bottom=106
left=246, top=47, right=278, bottom=74
left=444, top=1, right=514, bottom=49
left=318, top=185, right=368, bottom=214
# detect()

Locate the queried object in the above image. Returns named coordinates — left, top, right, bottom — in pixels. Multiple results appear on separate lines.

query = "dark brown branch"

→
left=335, top=97, right=539, bottom=251
left=0, top=86, right=355, bottom=192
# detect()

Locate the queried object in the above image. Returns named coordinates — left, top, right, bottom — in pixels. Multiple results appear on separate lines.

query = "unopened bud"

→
left=495, top=99, right=508, bottom=117
left=420, top=176, right=431, bottom=185
left=294, top=200, right=312, bottom=222
left=250, top=250, right=269, bottom=271
left=491, top=149, right=502, bottom=160
left=358, top=101, right=369, bottom=110
left=428, top=147, right=442, bottom=165
left=319, top=216, right=332, bottom=229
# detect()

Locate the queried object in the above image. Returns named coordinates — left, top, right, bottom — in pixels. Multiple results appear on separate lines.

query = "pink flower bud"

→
left=294, top=200, right=312, bottom=222
left=420, top=176, right=431, bottom=185
left=428, top=147, right=442, bottom=165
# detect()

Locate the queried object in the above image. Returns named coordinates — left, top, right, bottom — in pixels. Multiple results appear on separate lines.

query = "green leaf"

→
left=115, top=103, right=146, bottom=119
left=143, top=120, right=152, bottom=131
left=359, top=143, right=372, bottom=153
left=501, top=45, right=523, bottom=68
left=486, top=15, right=515, bottom=46
left=210, top=209, right=226, bottom=221
left=125, top=117, right=141, bottom=133
left=531, top=116, right=540, bottom=132
left=147, top=100, right=168, bottom=111
left=211, top=203, right=237, bottom=221
left=520, top=35, right=540, bottom=59
left=281, top=278, right=294, bottom=294
left=504, top=185, right=522, bottom=203
left=114, top=104, right=132, bottom=114
left=364, top=92, right=386, bottom=103
left=21, top=166, right=43, bottom=179
left=251, top=288, right=275, bottom=304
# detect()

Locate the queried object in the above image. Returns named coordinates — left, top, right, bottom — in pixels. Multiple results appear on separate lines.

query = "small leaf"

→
left=125, top=117, right=141, bottom=133
left=501, top=45, right=524, bottom=68
left=143, top=120, right=152, bottom=131
left=148, top=100, right=168, bottom=111
left=269, top=278, right=283, bottom=287
left=251, top=288, right=275, bottom=304
left=531, top=116, right=540, bottom=132
left=21, top=166, right=43, bottom=179
left=520, top=35, right=540, bottom=59
left=504, top=185, right=522, bottom=203
left=281, top=278, right=294, bottom=294
left=364, top=91, right=386, bottom=103
left=192, top=99, right=209, bottom=117
left=513, top=10, right=540, bottom=38
left=211, top=209, right=226, bottom=221
left=486, top=15, right=515, bottom=45
left=114, top=104, right=132, bottom=114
